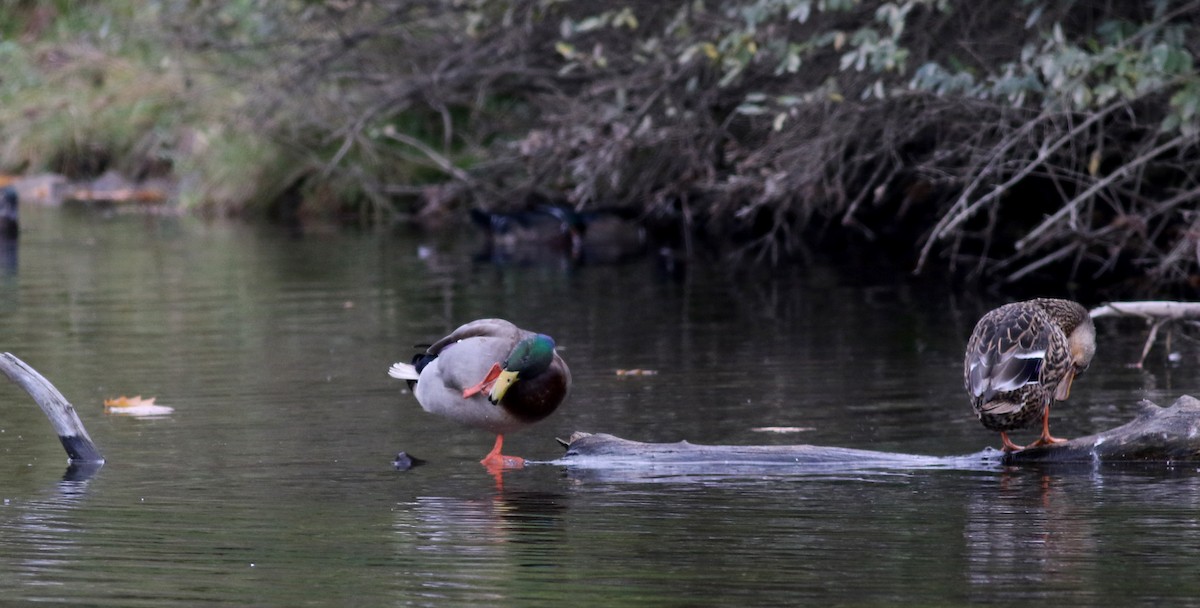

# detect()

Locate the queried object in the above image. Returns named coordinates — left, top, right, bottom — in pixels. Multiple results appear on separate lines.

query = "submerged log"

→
left=0, top=352, right=104, bottom=464
left=556, top=395, right=1200, bottom=473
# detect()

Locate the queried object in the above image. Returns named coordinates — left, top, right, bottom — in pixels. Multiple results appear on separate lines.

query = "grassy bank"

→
left=0, top=2, right=298, bottom=215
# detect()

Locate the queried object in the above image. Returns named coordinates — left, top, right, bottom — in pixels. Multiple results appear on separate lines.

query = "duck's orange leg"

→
left=999, top=432, right=1026, bottom=453
left=1026, top=404, right=1068, bottom=448
left=480, top=434, right=526, bottom=469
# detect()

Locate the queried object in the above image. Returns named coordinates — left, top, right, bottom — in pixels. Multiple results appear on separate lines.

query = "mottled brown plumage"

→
left=964, top=298, right=1095, bottom=452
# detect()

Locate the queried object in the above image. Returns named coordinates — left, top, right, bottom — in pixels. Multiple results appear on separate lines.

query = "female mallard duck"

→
left=964, top=298, right=1095, bottom=452
left=388, top=319, right=571, bottom=468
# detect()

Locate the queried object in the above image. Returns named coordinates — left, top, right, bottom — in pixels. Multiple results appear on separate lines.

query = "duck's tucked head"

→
left=1034, top=298, right=1096, bottom=375
left=488, top=334, right=556, bottom=404
left=1066, top=316, right=1096, bottom=375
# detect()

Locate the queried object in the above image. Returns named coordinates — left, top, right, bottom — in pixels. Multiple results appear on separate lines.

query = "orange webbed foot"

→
left=1026, top=435, right=1068, bottom=449
left=999, top=432, right=1026, bottom=453
left=481, top=453, right=526, bottom=470
left=479, top=435, right=525, bottom=470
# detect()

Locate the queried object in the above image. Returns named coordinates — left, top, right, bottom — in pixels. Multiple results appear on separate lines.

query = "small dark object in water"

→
left=393, top=451, right=424, bottom=471
left=0, top=186, right=18, bottom=239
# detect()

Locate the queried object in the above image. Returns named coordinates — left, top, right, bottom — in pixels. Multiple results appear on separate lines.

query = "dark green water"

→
left=0, top=206, right=1198, bottom=606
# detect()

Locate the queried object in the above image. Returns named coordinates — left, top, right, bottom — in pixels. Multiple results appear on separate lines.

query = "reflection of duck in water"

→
left=964, top=299, right=1095, bottom=452
left=469, top=205, right=645, bottom=264
left=388, top=319, right=571, bottom=469
left=963, top=471, right=1095, bottom=596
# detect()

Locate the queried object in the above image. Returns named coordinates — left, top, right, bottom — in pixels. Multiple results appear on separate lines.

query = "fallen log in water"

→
left=1007, top=395, right=1200, bottom=464
left=0, top=352, right=104, bottom=464
left=556, top=395, right=1200, bottom=473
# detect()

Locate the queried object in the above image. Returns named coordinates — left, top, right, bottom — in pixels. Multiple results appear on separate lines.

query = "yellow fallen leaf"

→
left=104, top=395, right=174, bottom=417
left=104, top=395, right=156, bottom=408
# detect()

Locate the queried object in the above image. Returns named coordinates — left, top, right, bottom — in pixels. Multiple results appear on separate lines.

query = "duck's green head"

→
left=488, top=334, right=556, bottom=404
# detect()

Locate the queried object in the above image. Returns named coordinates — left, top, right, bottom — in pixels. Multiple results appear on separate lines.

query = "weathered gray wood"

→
left=557, top=395, right=1200, bottom=472
left=1089, top=301, right=1200, bottom=319
left=0, top=352, right=104, bottom=463
left=1089, top=301, right=1200, bottom=367
left=1006, top=395, right=1200, bottom=464
left=557, top=432, right=996, bottom=470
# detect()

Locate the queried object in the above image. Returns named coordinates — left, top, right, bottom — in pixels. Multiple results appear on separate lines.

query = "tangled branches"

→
left=166, top=0, right=1200, bottom=293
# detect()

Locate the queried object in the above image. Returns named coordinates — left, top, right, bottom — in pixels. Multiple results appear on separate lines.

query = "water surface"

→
left=0, top=206, right=1197, bottom=605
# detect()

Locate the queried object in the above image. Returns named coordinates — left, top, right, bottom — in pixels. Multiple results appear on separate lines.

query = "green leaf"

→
left=1160, top=113, right=1181, bottom=133
left=788, top=1, right=812, bottom=22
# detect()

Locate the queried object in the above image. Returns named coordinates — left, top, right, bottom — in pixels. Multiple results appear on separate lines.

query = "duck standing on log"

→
left=389, top=319, right=571, bottom=469
left=964, top=298, right=1096, bottom=452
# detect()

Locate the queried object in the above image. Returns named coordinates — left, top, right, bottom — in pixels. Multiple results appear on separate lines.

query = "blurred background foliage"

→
left=2, top=0, right=1199, bottom=291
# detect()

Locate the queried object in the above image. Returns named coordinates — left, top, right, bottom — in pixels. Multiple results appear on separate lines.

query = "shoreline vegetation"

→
left=2, top=2, right=1200, bottom=296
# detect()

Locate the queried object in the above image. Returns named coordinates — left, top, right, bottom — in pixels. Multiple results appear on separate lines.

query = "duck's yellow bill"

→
left=488, top=369, right=520, bottom=404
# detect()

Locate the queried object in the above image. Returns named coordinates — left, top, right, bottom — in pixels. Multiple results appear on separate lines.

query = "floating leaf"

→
left=750, top=426, right=815, bottom=433
left=104, top=395, right=155, bottom=408
left=104, top=395, right=175, bottom=417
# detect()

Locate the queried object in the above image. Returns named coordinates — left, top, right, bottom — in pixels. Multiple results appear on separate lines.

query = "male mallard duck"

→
left=388, top=319, right=571, bottom=468
left=964, top=298, right=1095, bottom=452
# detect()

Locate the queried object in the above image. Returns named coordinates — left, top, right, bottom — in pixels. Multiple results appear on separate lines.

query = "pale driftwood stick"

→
left=0, top=353, right=104, bottom=463
left=1089, top=301, right=1200, bottom=319
left=557, top=395, right=1200, bottom=472
left=1089, top=301, right=1200, bottom=368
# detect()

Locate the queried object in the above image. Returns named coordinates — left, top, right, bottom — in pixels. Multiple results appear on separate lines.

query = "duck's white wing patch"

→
left=988, top=349, right=1045, bottom=393
left=967, top=349, right=1045, bottom=398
